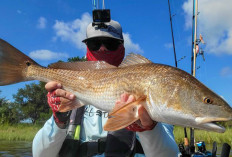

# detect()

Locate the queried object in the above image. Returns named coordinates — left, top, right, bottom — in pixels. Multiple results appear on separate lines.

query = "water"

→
left=0, top=141, right=32, bottom=157
left=0, top=141, right=231, bottom=157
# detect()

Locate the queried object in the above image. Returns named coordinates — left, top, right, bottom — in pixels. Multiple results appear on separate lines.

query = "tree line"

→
left=0, top=56, right=86, bottom=124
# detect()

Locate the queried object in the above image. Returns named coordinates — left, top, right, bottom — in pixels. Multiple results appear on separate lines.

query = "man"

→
left=32, top=20, right=179, bottom=157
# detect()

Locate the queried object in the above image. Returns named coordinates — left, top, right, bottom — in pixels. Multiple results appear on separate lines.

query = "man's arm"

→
left=32, top=116, right=67, bottom=157
left=33, top=81, right=79, bottom=157
left=138, top=123, right=179, bottom=157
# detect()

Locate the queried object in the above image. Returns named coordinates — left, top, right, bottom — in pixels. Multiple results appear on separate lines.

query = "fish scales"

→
left=27, top=63, right=159, bottom=111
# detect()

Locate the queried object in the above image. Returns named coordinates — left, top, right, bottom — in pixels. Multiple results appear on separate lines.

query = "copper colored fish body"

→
left=0, top=39, right=232, bottom=133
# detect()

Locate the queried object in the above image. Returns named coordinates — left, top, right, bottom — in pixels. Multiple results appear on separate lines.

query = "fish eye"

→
left=26, top=61, right=31, bottom=66
left=203, top=97, right=213, bottom=104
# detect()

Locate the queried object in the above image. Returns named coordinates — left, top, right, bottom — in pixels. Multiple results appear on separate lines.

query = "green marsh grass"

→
left=0, top=123, right=231, bottom=145
left=174, top=126, right=232, bottom=145
left=0, top=123, right=42, bottom=141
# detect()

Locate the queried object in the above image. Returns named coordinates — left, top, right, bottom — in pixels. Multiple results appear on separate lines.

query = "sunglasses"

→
left=86, top=38, right=122, bottom=51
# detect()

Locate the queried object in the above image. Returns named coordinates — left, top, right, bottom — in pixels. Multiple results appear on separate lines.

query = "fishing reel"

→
left=179, top=141, right=231, bottom=157
left=196, top=141, right=207, bottom=153
left=92, top=9, right=111, bottom=28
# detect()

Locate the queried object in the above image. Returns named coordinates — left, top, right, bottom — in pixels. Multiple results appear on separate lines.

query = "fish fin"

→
left=119, top=53, right=152, bottom=68
left=49, top=61, right=116, bottom=71
left=0, top=39, right=38, bottom=85
left=103, top=96, right=146, bottom=131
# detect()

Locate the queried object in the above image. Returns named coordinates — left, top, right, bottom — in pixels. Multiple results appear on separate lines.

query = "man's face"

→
left=85, top=37, right=125, bottom=66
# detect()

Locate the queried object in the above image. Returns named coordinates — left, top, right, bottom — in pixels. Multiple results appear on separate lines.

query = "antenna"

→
left=102, top=0, right=105, bottom=9
left=92, top=0, right=97, bottom=9
left=93, top=0, right=106, bottom=9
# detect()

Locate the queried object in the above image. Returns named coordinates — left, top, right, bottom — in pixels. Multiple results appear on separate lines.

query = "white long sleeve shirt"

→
left=33, top=105, right=179, bottom=157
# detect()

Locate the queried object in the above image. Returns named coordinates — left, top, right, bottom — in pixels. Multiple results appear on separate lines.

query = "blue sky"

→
left=0, top=0, right=231, bottom=106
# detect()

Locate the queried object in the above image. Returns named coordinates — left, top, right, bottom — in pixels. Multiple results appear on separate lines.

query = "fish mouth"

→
left=195, top=117, right=230, bottom=133
left=202, top=121, right=225, bottom=133
left=195, top=117, right=231, bottom=124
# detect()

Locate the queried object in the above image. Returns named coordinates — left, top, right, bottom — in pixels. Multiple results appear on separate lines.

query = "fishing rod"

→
left=189, top=0, right=199, bottom=154
left=167, top=1, right=192, bottom=155
left=167, top=0, right=178, bottom=68
left=188, top=0, right=231, bottom=157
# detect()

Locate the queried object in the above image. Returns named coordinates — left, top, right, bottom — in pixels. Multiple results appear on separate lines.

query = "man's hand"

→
left=45, top=81, right=79, bottom=112
left=45, top=81, right=82, bottom=127
left=116, top=93, right=157, bottom=132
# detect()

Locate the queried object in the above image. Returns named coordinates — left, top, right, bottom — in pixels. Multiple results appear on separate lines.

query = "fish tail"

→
left=0, top=39, right=40, bottom=86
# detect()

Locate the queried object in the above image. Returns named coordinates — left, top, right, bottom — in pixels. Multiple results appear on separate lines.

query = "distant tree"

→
left=0, top=91, right=8, bottom=123
left=68, top=56, right=86, bottom=62
left=0, top=91, right=21, bottom=124
left=0, top=90, right=6, bottom=105
left=13, top=82, right=50, bottom=124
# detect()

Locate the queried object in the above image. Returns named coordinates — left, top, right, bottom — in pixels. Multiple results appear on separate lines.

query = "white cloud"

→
left=17, top=10, right=22, bottom=14
left=53, top=12, right=92, bottom=50
left=37, top=17, right=47, bottom=29
left=182, top=0, right=232, bottom=55
left=29, top=50, right=69, bottom=60
left=220, top=67, right=232, bottom=77
left=123, top=33, right=143, bottom=54
left=164, top=43, right=173, bottom=49
left=53, top=12, right=143, bottom=54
